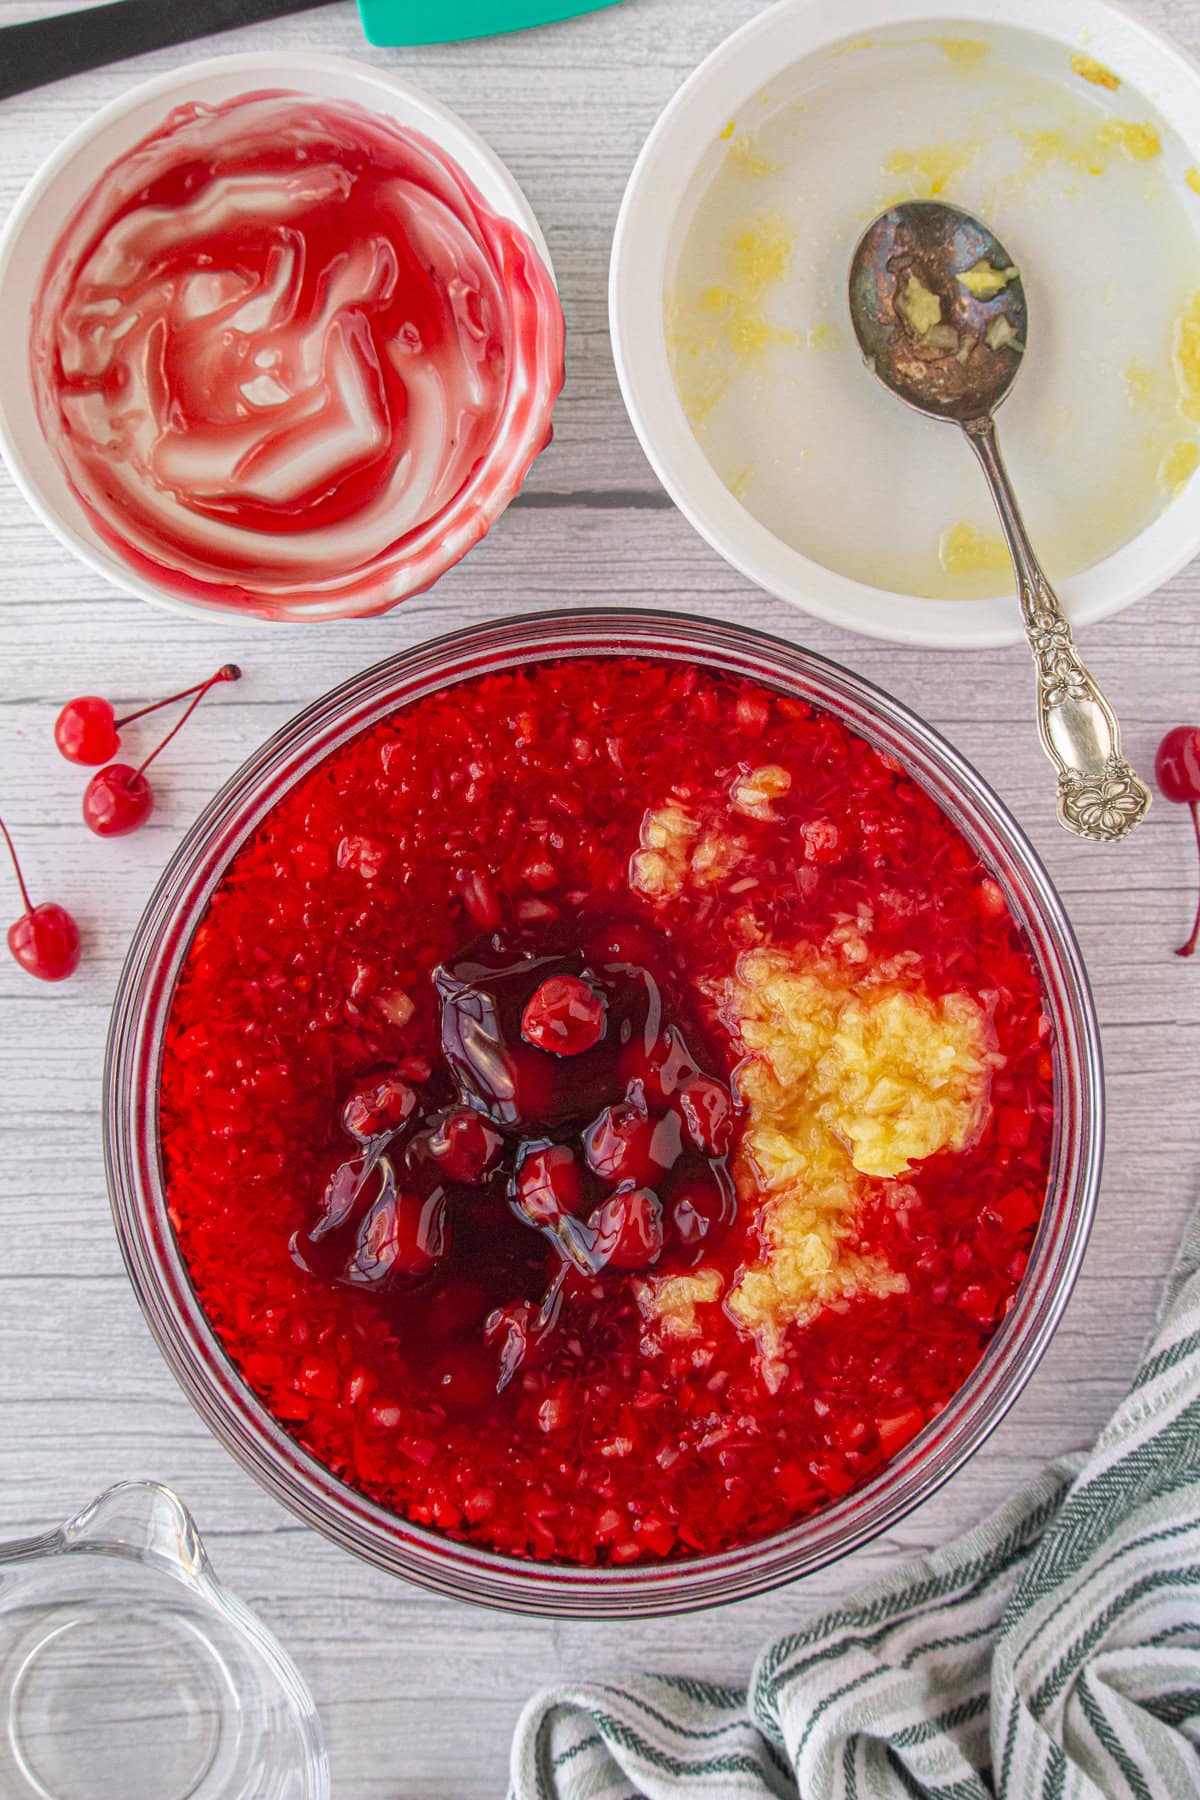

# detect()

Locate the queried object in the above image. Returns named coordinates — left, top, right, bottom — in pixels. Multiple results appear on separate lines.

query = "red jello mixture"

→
left=160, top=657, right=1054, bottom=1565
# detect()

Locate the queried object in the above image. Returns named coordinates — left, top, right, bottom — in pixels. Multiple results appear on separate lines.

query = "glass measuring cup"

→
left=0, top=1482, right=329, bottom=1799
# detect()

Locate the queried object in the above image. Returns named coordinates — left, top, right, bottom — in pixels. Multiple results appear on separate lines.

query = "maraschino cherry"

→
left=1, top=815, right=80, bottom=982
left=82, top=665, right=240, bottom=838
left=56, top=666, right=238, bottom=765
left=521, top=974, right=606, bottom=1055
left=1156, top=725, right=1200, bottom=957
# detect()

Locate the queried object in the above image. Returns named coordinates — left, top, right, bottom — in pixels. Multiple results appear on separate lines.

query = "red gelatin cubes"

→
left=160, top=657, right=1054, bottom=1568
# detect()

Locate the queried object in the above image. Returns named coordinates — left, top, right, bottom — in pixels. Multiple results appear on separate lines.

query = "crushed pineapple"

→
left=640, top=940, right=995, bottom=1362
left=1018, top=127, right=1103, bottom=179
left=939, top=521, right=1011, bottom=575
left=1123, top=359, right=1156, bottom=408
left=631, top=798, right=757, bottom=896
left=1096, top=118, right=1161, bottom=162
left=731, top=764, right=792, bottom=820
left=635, top=1269, right=723, bottom=1339
left=691, top=826, right=746, bottom=887
left=884, top=141, right=978, bottom=199
left=629, top=800, right=699, bottom=898
left=1175, top=291, right=1200, bottom=423
left=927, top=36, right=990, bottom=71
left=814, top=989, right=994, bottom=1176
left=897, top=273, right=942, bottom=337
left=1070, top=52, right=1119, bottom=90
left=957, top=259, right=1018, bottom=299
left=727, top=134, right=777, bottom=178
left=984, top=314, right=1019, bottom=352
left=1161, top=440, right=1199, bottom=498
left=733, top=951, right=993, bottom=1181
left=665, top=215, right=798, bottom=427
left=723, top=951, right=992, bottom=1352
left=727, top=1226, right=906, bottom=1349
left=1016, top=119, right=1160, bottom=181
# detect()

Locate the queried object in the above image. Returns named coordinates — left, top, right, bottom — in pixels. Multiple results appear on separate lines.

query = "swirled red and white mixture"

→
left=31, top=92, right=564, bottom=619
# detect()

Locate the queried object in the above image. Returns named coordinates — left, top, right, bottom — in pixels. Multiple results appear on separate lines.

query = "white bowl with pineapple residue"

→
left=610, top=0, right=1200, bottom=648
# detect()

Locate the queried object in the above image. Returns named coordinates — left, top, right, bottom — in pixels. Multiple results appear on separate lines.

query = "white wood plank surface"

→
left=1, top=2, right=1199, bottom=1793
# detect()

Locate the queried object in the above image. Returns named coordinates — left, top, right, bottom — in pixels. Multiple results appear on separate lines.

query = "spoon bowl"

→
left=849, top=201, right=1027, bottom=423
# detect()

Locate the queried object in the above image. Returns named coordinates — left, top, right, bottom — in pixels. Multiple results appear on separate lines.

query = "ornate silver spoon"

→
left=849, top=199, right=1150, bottom=843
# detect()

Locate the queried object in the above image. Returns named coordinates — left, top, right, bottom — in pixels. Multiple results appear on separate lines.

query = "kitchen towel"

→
left=509, top=1199, right=1200, bottom=1798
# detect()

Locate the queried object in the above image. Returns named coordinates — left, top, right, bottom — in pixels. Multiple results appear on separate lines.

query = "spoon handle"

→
left=962, top=415, right=1151, bottom=842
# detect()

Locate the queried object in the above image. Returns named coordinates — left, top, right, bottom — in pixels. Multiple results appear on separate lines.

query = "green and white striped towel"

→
left=509, top=1203, right=1200, bottom=1799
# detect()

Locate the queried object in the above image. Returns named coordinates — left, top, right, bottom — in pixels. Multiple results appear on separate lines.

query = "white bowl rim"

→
left=609, top=0, right=1200, bottom=649
left=0, top=50, right=557, bottom=627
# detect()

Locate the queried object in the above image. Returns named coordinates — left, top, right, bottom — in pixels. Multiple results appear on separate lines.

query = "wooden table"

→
left=2, top=1, right=1198, bottom=1792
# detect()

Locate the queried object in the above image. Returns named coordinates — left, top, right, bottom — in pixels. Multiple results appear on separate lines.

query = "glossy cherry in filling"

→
left=291, top=933, right=740, bottom=1399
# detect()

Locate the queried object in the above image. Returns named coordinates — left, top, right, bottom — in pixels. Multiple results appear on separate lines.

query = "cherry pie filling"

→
left=160, top=657, right=1054, bottom=1565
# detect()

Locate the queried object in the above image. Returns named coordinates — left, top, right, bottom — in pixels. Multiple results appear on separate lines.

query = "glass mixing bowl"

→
left=104, top=610, right=1103, bottom=1617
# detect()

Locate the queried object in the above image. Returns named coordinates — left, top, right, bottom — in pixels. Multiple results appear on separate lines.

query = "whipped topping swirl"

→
left=31, top=92, right=564, bottom=619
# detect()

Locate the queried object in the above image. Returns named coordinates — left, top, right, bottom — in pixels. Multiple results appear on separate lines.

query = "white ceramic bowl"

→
left=610, top=0, right=1200, bottom=649
left=0, top=53, right=558, bottom=626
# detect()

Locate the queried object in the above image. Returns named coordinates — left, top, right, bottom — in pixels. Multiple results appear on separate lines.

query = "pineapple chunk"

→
left=636, top=1268, right=723, bottom=1338
left=691, top=827, right=745, bottom=886
left=731, top=763, right=792, bottom=821
left=630, top=799, right=749, bottom=896
left=629, top=800, right=698, bottom=898
left=728, top=1230, right=905, bottom=1354
left=957, top=259, right=1018, bottom=300
left=897, top=274, right=942, bottom=336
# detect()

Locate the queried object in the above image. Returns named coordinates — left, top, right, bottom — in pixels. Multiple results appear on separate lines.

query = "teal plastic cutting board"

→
left=357, top=0, right=624, bottom=43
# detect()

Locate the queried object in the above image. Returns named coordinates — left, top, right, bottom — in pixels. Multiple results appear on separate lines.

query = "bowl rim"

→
left=608, top=0, right=1200, bottom=649
left=103, top=607, right=1104, bottom=1617
left=0, top=50, right=558, bottom=627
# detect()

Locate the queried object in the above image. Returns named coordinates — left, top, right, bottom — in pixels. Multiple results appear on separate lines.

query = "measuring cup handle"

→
left=61, top=1481, right=209, bottom=1582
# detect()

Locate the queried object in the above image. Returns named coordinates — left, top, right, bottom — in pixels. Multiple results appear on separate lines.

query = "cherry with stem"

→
left=1155, top=725, right=1200, bottom=958
left=83, top=664, right=241, bottom=838
left=56, top=665, right=240, bottom=766
left=1, top=815, right=80, bottom=982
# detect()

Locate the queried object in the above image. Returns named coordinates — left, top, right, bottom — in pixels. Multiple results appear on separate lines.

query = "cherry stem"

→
left=0, top=815, right=34, bottom=916
left=116, top=664, right=240, bottom=731
left=132, top=665, right=241, bottom=781
left=1178, top=798, right=1200, bottom=959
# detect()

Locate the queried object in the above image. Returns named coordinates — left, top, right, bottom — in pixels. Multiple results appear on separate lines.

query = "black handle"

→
left=0, top=0, right=335, bottom=104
